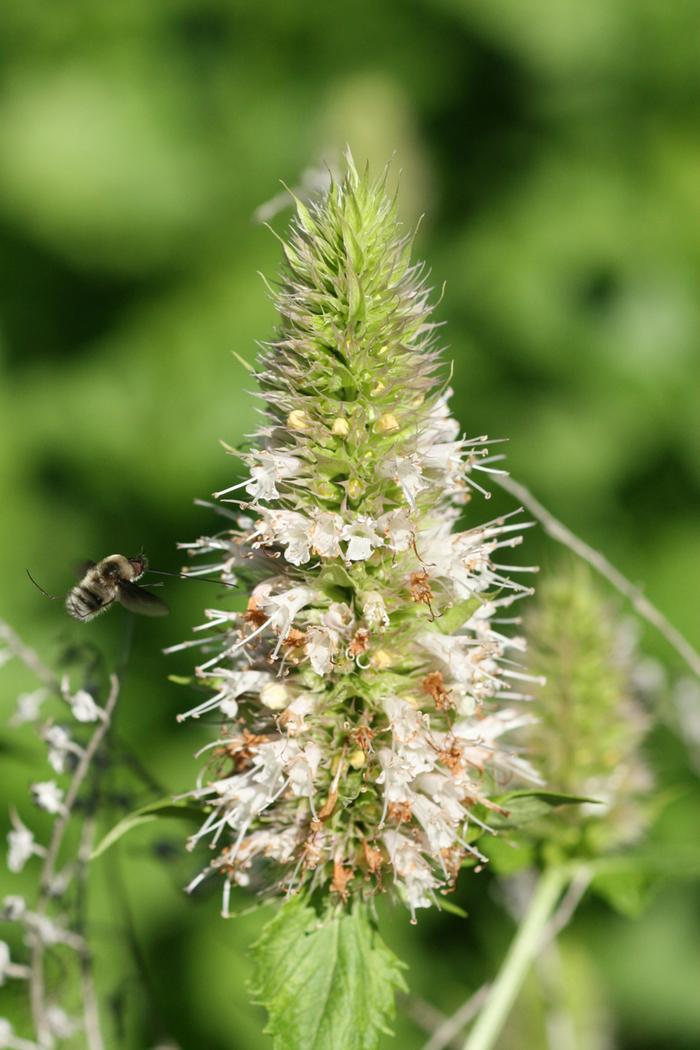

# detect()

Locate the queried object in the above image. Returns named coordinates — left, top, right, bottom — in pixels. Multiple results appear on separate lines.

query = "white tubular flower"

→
left=30, top=781, right=66, bottom=817
left=305, top=627, right=338, bottom=676
left=379, top=455, right=428, bottom=507
left=377, top=509, right=414, bottom=553
left=175, top=157, right=535, bottom=917
left=279, top=693, right=318, bottom=736
left=382, top=830, right=440, bottom=920
left=245, top=450, right=302, bottom=501
left=309, top=511, right=344, bottom=558
left=341, top=516, right=384, bottom=562
left=286, top=741, right=323, bottom=798
left=6, top=811, right=45, bottom=874
left=261, top=587, right=315, bottom=637
left=362, top=592, right=389, bottom=630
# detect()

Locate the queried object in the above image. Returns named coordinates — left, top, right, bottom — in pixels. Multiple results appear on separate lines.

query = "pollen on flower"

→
left=175, top=155, right=535, bottom=919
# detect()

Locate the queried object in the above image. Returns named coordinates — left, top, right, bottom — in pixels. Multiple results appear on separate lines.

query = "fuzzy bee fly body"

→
left=66, top=554, right=169, bottom=622
left=27, top=553, right=237, bottom=620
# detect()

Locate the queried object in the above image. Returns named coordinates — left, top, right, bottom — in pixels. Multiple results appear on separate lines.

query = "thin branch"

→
left=495, top=474, right=700, bottom=679
left=420, top=985, right=491, bottom=1050
left=76, top=815, right=105, bottom=1050
left=29, top=674, right=120, bottom=1049
left=540, top=867, right=591, bottom=944
left=0, top=620, right=57, bottom=690
left=535, top=939, right=578, bottom=1050
left=403, top=996, right=469, bottom=1050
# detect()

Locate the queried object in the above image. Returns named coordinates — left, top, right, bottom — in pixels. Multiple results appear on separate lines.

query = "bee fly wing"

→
left=116, top=579, right=169, bottom=617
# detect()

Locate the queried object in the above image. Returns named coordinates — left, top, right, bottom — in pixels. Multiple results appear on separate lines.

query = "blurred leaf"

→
left=91, top=798, right=201, bottom=860
left=482, top=835, right=535, bottom=875
left=590, top=868, right=654, bottom=918
left=250, top=897, right=407, bottom=1050
left=492, top=790, right=601, bottom=828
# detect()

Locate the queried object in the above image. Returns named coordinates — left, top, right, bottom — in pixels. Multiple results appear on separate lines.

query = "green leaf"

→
left=90, top=799, right=201, bottom=860
left=435, top=597, right=482, bottom=634
left=250, top=898, right=407, bottom=1050
left=499, top=790, right=601, bottom=807
left=492, top=790, right=600, bottom=828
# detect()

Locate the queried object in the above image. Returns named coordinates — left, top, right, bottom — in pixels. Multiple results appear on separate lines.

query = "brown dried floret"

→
left=318, top=789, right=338, bottom=821
left=387, top=801, right=413, bottom=825
left=422, top=670, right=452, bottom=710
left=409, top=570, right=434, bottom=615
left=350, top=724, right=376, bottom=753
left=361, top=839, right=384, bottom=876
left=243, top=595, right=268, bottom=628
left=330, top=859, right=354, bottom=902
left=301, top=819, right=326, bottom=870
left=348, top=629, right=370, bottom=657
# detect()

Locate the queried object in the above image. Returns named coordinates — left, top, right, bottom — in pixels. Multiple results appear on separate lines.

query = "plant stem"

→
left=463, top=866, right=568, bottom=1050
left=29, top=674, right=120, bottom=1048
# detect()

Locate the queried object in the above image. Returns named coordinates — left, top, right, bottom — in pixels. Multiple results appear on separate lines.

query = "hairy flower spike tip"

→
left=522, top=563, right=652, bottom=852
left=177, top=156, right=537, bottom=919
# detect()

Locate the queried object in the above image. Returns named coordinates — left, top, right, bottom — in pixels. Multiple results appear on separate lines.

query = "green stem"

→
left=463, top=866, right=569, bottom=1050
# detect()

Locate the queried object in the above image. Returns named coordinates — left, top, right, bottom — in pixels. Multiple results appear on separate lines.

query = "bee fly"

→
left=27, top=554, right=236, bottom=622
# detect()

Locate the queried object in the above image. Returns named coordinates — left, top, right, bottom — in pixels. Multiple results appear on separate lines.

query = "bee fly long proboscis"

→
left=26, top=554, right=238, bottom=623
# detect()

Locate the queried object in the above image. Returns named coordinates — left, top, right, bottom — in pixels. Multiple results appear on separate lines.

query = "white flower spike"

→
left=175, top=156, right=535, bottom=918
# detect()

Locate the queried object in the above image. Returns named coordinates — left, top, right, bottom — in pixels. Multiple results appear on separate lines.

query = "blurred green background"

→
left=1, top=2, right=699, bottom=1048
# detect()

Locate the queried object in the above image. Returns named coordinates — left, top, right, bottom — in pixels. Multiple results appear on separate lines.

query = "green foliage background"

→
left=1, top=2, right=699, bottom=1048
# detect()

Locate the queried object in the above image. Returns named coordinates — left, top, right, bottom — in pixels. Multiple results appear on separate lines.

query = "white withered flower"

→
left=176, top=156, right=535, bottom=919
left=6, top=810, right=46, bottom=874
left=30, top=781, right=66, bottom=817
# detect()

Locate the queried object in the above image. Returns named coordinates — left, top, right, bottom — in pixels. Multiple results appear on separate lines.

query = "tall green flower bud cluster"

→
left=523, top=563, right=651, bottom=854
left=175, top=156, right=538, bottom=919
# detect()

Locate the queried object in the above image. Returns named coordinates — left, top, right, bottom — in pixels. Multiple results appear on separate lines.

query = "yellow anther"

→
left=376, top=413, right=399, bottom=434
left=347, top=479, right=364, bottom=500
left=371, top=649, right=393, bottom=670
left=287, top=409, right=310, bottom=431
left=348, top=749, right=366, bottom=770
left=260, top=682, right=289, bottom=711
left=331, top=417, right=350, bottom=438
left=314, top=480, right=338, bottom=500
